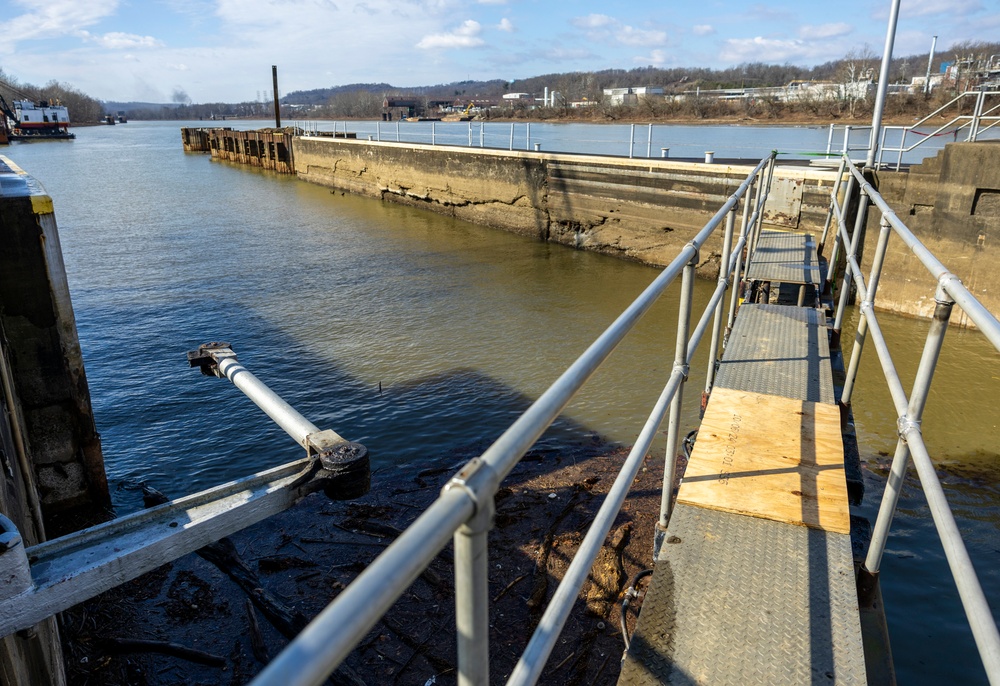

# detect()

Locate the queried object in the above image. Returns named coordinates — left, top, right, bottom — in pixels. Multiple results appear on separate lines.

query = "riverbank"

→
left=63, top=443, right=674, bottom=685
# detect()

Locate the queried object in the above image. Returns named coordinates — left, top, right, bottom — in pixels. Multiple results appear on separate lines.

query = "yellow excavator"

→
left=442, top=102, right=474, bottom=122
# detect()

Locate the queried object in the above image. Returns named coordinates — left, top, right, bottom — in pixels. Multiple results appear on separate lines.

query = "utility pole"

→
left=272, top=65, right=281, bottom=128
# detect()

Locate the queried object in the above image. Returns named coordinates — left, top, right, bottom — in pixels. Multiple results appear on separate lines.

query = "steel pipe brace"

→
left=897, top=415, right=922, bottom=441
left=673, top=362, right=691, bottom=381
left=935, top=273, right=961, bottom=305
left=443, top=457, right=500, bottom=529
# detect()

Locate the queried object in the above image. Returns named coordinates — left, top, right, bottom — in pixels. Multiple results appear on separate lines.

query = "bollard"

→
left=661, top=147, right=670, bottom=158
left=704, top=151, right=715, bottom=163
left=534, top=142, right=541, bottom=152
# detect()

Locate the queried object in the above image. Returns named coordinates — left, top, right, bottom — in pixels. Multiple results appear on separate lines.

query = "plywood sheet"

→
left=677, top=387, right=849, bottom=533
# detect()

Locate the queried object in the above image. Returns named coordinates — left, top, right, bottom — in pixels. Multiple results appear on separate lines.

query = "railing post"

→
left=432, top=122, right=436, bottom=146
left=826, top=123, right=835, bottom=156
left=825, top=170, right=857, bottom=286
left=859, top=283, right=954, bottom=598
left=469, top=121, right=473, bottom=147
left=656, top=252, right=696, bottom=551
left=647, top=123, right=653, bottom=158
left=749, top=156, right=775, bottom=258
left=819, top=156, right=848, bottom=254
left=629, top=123, right=635, bottom=159
left=509, top=123, right=514, bottom=151
left=833, top=185, right=870, bottom=341
left=524, top=123, right=529, bottom=151
left=448, top=459, right=499, bottom=686
left=727, top=171, right=757, bottom=334
left=454, top=513, right=492, bottom=686
left=841, top=216, right=892, bottom=406
left=396, top=121, right=400, bottom=142
left=970, top=89, right=986, bottom=141
left=376, top=121, right=380, bottom=142
left=705, top=209, right=736, bottom=400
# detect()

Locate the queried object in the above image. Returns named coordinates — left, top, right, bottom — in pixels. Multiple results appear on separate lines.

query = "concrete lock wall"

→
left=293, top=137, right=839, bottom=274
left=0, top=158, right=110, bottom=521
left=862, top=141, right=1000, bottom=327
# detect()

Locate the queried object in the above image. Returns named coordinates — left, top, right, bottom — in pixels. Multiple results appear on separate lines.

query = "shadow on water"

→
left=90, top=297, right=628, bottom=514
left=68, top=301, right=679, bottom=685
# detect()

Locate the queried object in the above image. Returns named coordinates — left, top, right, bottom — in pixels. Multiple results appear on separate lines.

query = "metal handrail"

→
left=827, top=154, right=1000, bottom=683
left=875, top=90, right=1000, bottom=170
left=249, top=152, right=777, bottom=686
left=825, top=124, right=873, bottom=157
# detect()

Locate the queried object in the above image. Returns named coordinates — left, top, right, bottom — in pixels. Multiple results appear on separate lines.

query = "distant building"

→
left=603, top=87, right=664, bottom=105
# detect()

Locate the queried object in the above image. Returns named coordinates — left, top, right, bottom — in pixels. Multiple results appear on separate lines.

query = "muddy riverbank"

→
left=62, top=443, right=677, bottom=685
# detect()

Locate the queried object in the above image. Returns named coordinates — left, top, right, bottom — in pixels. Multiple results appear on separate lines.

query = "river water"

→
left=5, top=120, right=999, bottom=684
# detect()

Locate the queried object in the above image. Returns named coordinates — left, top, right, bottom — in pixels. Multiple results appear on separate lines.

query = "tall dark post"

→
left=272, top=65, right=281, bottom=128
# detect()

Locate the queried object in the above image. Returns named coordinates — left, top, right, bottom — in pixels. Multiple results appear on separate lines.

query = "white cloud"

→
left=896, top=0, right=982, bottom=17
left=798, top=23, right=852, bottom=40
left=572, top=14, right=614, bottom=29
left=88, top=32, right=165, bottom=49
left=720, top=36, right=828, bottom=64
left=416, top=19, right=485, bottom=49
left=572, top=14, right=666, bottom=49
left=497, top=18, right=514, bottom=32
left=617, top=26, right=666, bottom=47
left=0, top=0, right=119, bottom=51
left=634, top=49, right=670, bottom=67
left=692, top=24, right=715, bottom=36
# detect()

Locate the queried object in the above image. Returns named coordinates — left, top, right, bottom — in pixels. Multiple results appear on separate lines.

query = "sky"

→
left=0, top=0, right=998, bottom=104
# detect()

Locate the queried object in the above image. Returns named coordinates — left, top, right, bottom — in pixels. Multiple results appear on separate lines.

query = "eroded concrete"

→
left=864, top=141, right=1000, bottom=325
left=294, top=137, right=840, bottom=273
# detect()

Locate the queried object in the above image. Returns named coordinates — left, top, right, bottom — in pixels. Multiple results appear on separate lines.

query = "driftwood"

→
left=246, top=599, right=269, bottom=664
left=141, top=485, right=368, bottom=686
left=102, top=637, right=225, bottom=667
left=142, top=485, right=308, bottom=637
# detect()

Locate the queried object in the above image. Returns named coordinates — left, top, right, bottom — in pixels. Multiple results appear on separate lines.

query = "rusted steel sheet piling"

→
left=182, top=127, right=348, bottom=174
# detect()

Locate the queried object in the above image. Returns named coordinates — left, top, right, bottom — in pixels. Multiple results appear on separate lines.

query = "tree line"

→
left=0, top=69, right=104, bottom=123
left=2, top=38, right=997, bottom=123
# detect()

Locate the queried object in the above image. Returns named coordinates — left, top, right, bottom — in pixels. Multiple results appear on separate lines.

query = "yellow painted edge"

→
left=1, top=155, right=55, bottom=215
left=31, top=195, right=55, bottom=215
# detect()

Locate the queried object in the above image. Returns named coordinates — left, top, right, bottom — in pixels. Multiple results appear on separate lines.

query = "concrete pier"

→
left=0, top=157, right=111, bottom=686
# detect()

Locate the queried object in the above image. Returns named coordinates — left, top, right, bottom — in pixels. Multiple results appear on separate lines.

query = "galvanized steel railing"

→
left=248, top=152, right=778, bottom=686
left=825, top=154, right=1000, bottom=683
left=875, top=90, right=1000, bottom=170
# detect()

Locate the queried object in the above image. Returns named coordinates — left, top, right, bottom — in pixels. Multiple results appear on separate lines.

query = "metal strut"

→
left=0, top=344, right=369, bottom=638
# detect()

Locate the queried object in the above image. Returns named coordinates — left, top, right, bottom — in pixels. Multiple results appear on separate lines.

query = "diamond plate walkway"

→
left=746, top=229, right=821, bottom=287
left=745, top=229, right=822, bottom=307
left=619, top=296, right=866, bottom=683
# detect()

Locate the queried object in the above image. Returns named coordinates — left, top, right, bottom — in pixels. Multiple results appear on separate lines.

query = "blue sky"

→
left=1, top=0, right=997, bottom=103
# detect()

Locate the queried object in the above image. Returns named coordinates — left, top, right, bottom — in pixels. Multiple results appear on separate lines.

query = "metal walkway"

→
left=619, top=300, right=866, bottom=678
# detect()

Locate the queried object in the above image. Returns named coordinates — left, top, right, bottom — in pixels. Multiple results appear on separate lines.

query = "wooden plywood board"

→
left=677, top=387, right=849, bottom=534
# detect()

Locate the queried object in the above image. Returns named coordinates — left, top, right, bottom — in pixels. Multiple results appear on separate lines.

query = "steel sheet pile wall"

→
left=293, top=137, right=837, bottom=270
left=201, top=128, right=297, bottom=173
